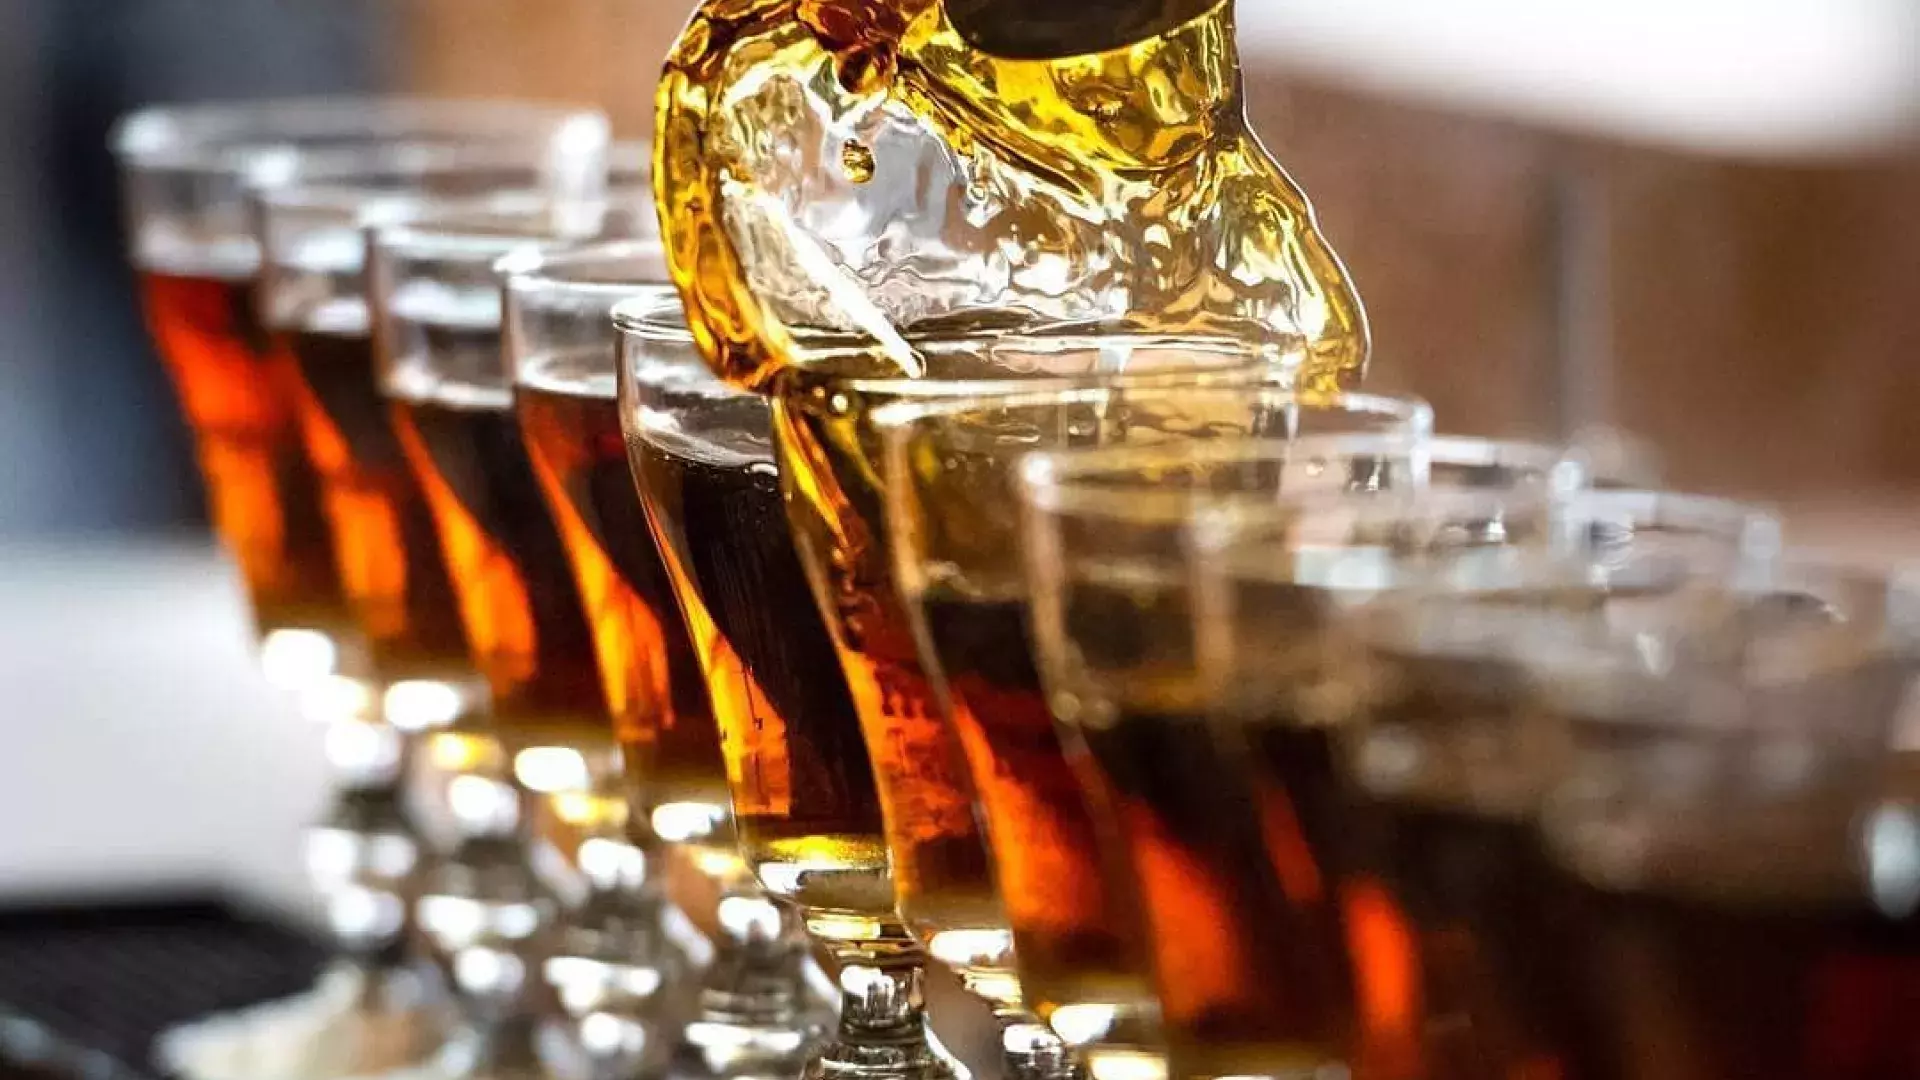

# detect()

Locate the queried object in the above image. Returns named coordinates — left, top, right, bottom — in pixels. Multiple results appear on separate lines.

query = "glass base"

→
left=801, top=1030, right=966, bottom=1080
left=156, top=961, right=448, bottom=1080
left=801, top=958, right=969, bottom=1080
left=998, top=1021, right=1085, bottom=1080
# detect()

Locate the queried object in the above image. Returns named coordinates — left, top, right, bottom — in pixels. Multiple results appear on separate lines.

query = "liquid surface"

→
left=517, top=353, right=732, bottom=827
left=389, top=359, right=608, bottom=745
left=626, top=385, right=894, bottom=924
left=285, top=325, right=472, bottom=678
left=654, top=0, right=1367, bottom=389
left=140, top=271, right=347, bottom=634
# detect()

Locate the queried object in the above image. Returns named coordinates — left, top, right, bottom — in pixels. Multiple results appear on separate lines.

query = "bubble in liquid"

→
left=841, top=140, right=877, bottom=184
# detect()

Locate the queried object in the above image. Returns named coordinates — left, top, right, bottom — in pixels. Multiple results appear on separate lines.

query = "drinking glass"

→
left=1017, top=434, right=1622, bottom=1080
left=112, top=97, right=610, bottom=1080
left=502, top=242, right=820, bottom=1076
left=113, top=98, right=608, bottom=690
left=762, top=327, right=1316, bottom=1080
left=1286, top=549, right=1920, bottom=1078
left=618, top=296, right=965, bottom=1080
left=874, top=383, right=1432, bottom=1080
left=366, top=194, right=682, bottom=1080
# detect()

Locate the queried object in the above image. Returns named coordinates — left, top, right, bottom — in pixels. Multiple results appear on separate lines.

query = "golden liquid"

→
left=625, top=383, right=899, bottom=937
left=284, top=325, right=474, bottom=681
left=769, top=359, right=1022, bottom=998
left=517, top=353, right=735, bottom=866
left=390, top=378, right=610, bottom=750
left=654, top=0, right=1367, bottom=391
left=139, top=271, right=352, bottom=638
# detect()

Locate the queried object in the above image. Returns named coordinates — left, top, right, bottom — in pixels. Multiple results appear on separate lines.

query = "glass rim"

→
left=255, top=160, right=595, bottom=217
left=785, top=331, right=1300, bottom=400
left=111, top=96, right=608, bottom=171
left=1019, top=431, right=1566, bottom=527
left=497, top=238, right=671, bottom=298
left=369, top=210, right=601, bottom=266
left=1358, top=553, right=1920, bottom=701
left=1564, top=488, right=1778, bottom=529
left=609, top=298, right=1311, bottom=397
left=611, top=290, right=696, bottom=345
left=873, top=384, right=1429, bottom=444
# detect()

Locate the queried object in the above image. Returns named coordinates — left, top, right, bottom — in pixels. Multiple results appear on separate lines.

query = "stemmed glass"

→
left=615, top=296, right=960, bottom=1080
left=874, top=381, right=1432, bottom=1080
left=366, top=196, right=683, bottom=1079
left=1014, top=434, right=1566, bottom=1080
left=1016, top=428, right=1785, bottom=1079
left=110, top=97, right=610, bottom=1080
left=722, top=325, right=1304, bottom=1080
left=501, top=241, right=821, bottom=1076
left=1224, top=540, right=1919, bottom=1077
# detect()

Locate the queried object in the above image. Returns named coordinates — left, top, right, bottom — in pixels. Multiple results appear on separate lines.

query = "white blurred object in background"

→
left=1242, top=0, right=1920, bottom=156
left=0, top=539, right=328, bottom=916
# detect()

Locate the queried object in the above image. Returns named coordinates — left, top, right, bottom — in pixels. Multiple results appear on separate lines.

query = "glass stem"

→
left=801, top=939, right=962, bottom=1080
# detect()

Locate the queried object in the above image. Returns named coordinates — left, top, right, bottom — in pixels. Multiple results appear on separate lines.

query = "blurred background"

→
left=0, top=0, right=1917, bottom=935
left=4, top=0, right=1917, bottom=537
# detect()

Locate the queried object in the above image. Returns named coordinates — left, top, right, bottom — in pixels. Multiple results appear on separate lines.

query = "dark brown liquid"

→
left=772, top=373, right=1003, bottom=941
left=517, top=358, right=730, bottom=823
left=1082, top=705, right=1357, bottom=1077
left=139, top=270, right=346, bottom=635
left=919, top=591, right=1155, bottom=1020
left=1078, top=563, right=1920, bottom=1080
left=284, top=326, right=471, bottom=678
left=628, top=413, right=892, bottom=918
left=390, top=379, right=607, bottom=746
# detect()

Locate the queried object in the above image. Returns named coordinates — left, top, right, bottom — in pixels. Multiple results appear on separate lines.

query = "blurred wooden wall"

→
left=396, top=0, right=687, bottom=135
left=399, top=2, right=1920, bottom=507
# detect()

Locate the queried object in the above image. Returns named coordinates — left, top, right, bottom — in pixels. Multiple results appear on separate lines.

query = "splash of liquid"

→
left=654, top=0, right=1370, bottom=388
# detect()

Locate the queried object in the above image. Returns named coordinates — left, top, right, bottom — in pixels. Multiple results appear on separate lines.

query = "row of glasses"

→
left=262, top=137, right=667, bottom=1080
left=1199, top=514, right=1918, bottom=1077
left=1008, top=417, right=1920, bottom=1077
left=365, top=193, right=690, bottom=1080
left=639, top=290, right=1864, bottom=1080
left=610, top=300, right=1428, bottom=1080
left=499, top=242, right=822, bottom=1076
left=111, top=97, right=611, bottom=1078
left=117, top=95, right=813, bottom=1080
left=116, top=91, right=1920, bottom=1080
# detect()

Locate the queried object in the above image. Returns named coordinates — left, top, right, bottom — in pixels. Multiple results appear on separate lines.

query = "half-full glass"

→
left=876, top=383, right=1431, bottom=1078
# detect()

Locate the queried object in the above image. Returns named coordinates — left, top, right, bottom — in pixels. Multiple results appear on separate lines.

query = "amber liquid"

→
left=655, top=0, right=1367, bottom=390
left=284, top=324, right=472, bottom=679
left=516, top=354, right=732, bottom=842
left=139, top=270, right=347, bottom=635
left=389, top=367, right=607, bottom=747
left=919, top=591, right=1158, bottom=1023
left=626, top=396, right=894, bottom=927
left=1074, top=562, right=1920, bottom=1080
left=770, top=370, right=1007, bottom=962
